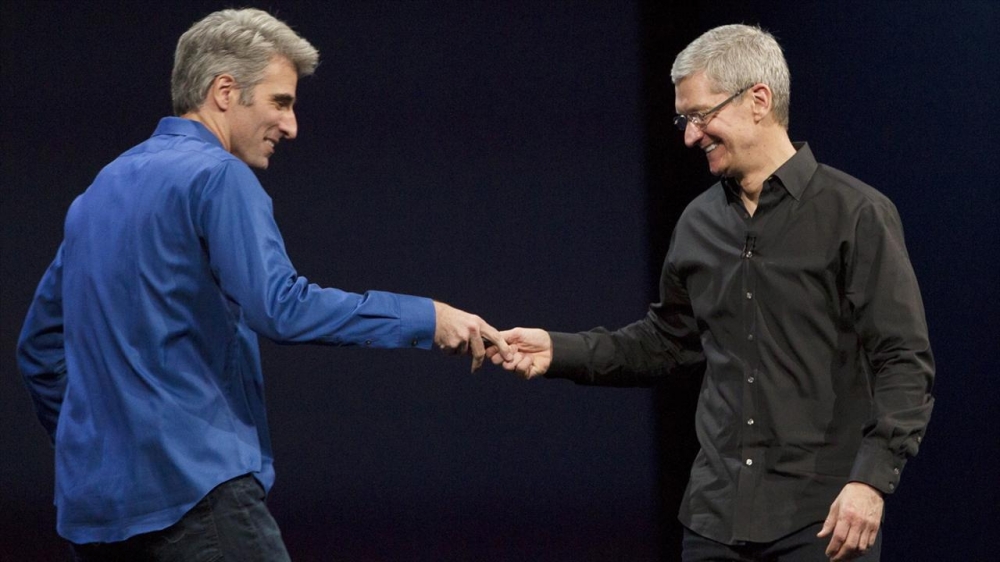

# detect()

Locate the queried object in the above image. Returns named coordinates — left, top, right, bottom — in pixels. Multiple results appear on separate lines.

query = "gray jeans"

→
left=71, top=474, right=290, bottom=562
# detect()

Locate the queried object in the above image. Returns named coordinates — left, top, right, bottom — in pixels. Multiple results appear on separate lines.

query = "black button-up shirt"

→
left=546, top=143, right=934, bottom=544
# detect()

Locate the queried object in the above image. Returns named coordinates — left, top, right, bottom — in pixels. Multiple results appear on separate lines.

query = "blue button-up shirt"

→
left=17, top=117, right=436, bottom=543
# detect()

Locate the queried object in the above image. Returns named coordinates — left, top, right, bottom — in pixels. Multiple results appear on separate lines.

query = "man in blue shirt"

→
left=17, top=8, right=511, bottom=560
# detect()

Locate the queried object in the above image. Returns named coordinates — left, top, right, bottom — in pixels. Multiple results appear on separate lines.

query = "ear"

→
left=208, top=73, right=238, bottom=112
left=748, top=83, right=773, bottom=123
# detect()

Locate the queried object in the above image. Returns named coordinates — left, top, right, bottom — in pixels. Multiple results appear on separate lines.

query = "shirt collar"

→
left=769, top=142, right=817, bottom=201
left=721, top=142, right=818, bottom=203
left=152, top=117, right=226, bottom=151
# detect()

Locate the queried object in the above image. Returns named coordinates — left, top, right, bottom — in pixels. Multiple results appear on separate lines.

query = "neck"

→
left=735, top=131, right=796, bottom=209
left=181, top=110, right=230, bottom=152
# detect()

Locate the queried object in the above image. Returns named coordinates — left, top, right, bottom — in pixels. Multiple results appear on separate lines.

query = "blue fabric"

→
left=18, top=117, right=436, bottom=544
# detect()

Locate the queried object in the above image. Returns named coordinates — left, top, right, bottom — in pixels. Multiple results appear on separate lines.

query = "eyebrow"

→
left=271, top=94, right=295, bottom=108
left=674, top=102, right=707, bottom=115
left=677, top=102, right=715, bottom=115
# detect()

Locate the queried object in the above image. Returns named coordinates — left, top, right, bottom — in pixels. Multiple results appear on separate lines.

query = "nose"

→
left=280, top=109, right=298, bottom=140
left=683, top=121, right=703, bottom=148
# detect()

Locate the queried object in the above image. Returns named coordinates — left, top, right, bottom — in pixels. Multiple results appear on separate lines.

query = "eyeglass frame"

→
left=673, top=85, right=753, bottom=132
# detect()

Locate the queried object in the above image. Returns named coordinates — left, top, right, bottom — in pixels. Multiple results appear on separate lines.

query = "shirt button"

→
left=893, top=467, right=900, bottom=475
left=747, top=334, right=754, bottom=341
left=747, top=376, right=755, bottom=383
left=888, top=482, right=895, bottom=491
left=747, top=418, right=754, bottom=426
left=746, top=292, right=753, bottom=299
left=745, top=459, right=753, bottom=466
left=411, top=339, right=419, bottom=347
left=365, top=340, right=372, bottom=346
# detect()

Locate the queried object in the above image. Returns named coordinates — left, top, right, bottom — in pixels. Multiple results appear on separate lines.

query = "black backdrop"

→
left=1, top=1, right=996, bottom=560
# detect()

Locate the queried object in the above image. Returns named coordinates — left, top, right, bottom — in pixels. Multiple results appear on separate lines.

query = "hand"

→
left=817, top=482, right=884, bottom=561
left=433, top=302, right=512, bottom=372
left=487, top=327, right=552, bottom=379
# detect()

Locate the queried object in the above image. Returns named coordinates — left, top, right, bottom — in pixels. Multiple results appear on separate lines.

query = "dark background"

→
left=2, top=1, right=996, bottom=560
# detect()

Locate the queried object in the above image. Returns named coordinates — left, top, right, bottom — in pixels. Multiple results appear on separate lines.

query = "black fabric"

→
left=547, top=143, right=934, bottom=544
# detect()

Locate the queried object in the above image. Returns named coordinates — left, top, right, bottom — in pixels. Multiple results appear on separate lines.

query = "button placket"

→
left=735, top=216, right=764, bottom=535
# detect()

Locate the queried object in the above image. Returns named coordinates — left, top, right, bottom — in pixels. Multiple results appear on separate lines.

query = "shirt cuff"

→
left=849, top=441, right=907, bottom=495
left=545, top=331, right=591, bottom=382
left=397, top=295, right=436, bottom=350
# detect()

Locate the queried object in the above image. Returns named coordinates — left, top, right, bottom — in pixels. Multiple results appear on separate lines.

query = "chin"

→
left=247, top=157, right=270, bottom=170
left=706, top=156, right=729, bottom=177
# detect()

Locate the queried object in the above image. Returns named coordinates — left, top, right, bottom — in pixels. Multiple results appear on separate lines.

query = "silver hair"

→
left=671, top=24, right=790, bottom=128
left=171, top=8, right=319, bottom=115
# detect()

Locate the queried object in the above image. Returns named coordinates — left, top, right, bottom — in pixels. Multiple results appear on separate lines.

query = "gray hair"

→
left=171, top=8, right=319, bottom=115
left=671, top=24, right=790, bottom=128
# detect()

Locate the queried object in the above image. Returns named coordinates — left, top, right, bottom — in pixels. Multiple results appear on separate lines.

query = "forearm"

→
left=850, top=351, right=934, bottom=494
left=249, top=281, right=436, bottom=349
left=546, top=311, right=703, bottom=387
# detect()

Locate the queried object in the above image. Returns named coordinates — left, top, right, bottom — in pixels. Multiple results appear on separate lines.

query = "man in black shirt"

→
left=489, top=24, right=933, bottom=562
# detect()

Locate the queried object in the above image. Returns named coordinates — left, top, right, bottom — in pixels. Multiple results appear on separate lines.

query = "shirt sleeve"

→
left=196, top=161, right=436, bottom=349
left=846, top=199, right=935, bottom=494
left=17, top=243, right=68, bottom=444
left=546, top=233, right=704, bottom=386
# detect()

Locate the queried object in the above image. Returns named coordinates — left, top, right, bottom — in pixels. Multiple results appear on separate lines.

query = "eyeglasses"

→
left=673, top=87, right=750, bottom=131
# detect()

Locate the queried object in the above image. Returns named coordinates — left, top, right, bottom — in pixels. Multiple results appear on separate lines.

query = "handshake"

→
left=432, top=301, right=550, bottom=379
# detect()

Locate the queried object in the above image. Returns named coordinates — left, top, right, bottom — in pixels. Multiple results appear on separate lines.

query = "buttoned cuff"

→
left=544, top=332, right=591, bottom=382
left=397, top=295, right=436, bottom=350
left=849, top=441, right=907, bottom=495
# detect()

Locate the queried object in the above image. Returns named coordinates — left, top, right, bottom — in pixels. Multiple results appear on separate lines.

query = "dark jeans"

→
left=71, top=474, right=290, bottom=562
left=682, top=522, right=882, bottom=562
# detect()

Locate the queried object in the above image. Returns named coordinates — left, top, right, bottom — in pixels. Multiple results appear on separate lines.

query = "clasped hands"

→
left=432, top=303, right=549, bottom=376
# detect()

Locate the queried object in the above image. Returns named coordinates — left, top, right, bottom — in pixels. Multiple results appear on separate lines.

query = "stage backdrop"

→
left=1, top=1, right=996, bottom=560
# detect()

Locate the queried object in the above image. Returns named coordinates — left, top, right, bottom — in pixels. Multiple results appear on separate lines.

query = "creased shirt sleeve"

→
left=846, top=199, right=935, bottom=494
left=196, top=161, right=435, bottom=348
left=17, top=243, right=68, bottom=444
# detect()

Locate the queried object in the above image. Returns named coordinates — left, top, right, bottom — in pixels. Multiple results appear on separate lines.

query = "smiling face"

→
left=674, top=72, right=756, bottom=180
left=227, top=56, right=299, bottom=169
